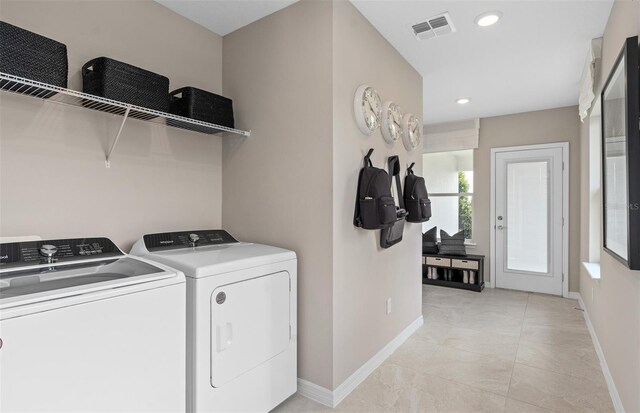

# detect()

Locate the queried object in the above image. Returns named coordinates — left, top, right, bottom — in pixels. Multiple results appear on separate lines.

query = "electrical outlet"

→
left=386, top=298, right=392, bottom=314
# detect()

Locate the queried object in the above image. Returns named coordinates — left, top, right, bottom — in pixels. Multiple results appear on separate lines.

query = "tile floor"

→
left=273, top=285, right=614, bottom=413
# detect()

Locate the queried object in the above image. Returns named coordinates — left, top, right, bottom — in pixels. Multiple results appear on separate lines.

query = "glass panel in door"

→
left=506, top=161, right=549, bottom=274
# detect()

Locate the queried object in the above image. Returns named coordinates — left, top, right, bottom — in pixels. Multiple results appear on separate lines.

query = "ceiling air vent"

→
left=412, top=12, right=456, bottom=40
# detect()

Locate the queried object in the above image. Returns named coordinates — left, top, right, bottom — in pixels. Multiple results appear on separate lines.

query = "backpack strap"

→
left=387, top=155, right=405, bottom=210
left=354, top=148, right=375, bottom=227
left=380, top=156, right=407, bottom=249
left=363, top=148, right=374, bottom=167
left=406, top=163, right=420, bottom=200
left=353, top=168, right=365, bottom=227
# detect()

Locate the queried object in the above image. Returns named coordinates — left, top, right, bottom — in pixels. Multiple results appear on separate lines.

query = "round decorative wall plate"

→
left=402, top=113, right=422, bottom=151
left=381, top=101, right=402, bottom=144
left=353, top=84, right=382, bottom=135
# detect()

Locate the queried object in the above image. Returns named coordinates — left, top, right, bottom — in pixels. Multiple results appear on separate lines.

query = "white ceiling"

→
left=156, top=0, right=299, bottom=36
left=351, top=0, right=614, bottom=124
left=158, top=0, right=613, bottom=125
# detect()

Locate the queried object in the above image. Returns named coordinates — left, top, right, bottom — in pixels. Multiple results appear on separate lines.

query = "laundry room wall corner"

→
left=221, top=0, right=335, bottom=390
left=221, top=0, right=423, bottom=395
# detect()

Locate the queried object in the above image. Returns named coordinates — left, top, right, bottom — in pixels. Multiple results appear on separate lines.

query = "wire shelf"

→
left=0, top=72, right=251, bottom=137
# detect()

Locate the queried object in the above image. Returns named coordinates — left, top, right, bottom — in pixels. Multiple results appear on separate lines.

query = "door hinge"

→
left=289, top=325, right=292, bottom=339
left=562, top=161, right=565, bottom=171
left=562, top=273, right=565, bottom=281
left=562, top=217, right=565, bottom=227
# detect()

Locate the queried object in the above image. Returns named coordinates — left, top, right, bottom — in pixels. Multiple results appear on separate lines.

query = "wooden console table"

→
left=422, top=253, right=485, bottom=292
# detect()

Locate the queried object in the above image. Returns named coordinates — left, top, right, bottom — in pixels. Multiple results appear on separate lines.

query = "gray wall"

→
left=0, top=0, right=224, bottom=250
left=579, top=1, right=640, bottom=411
left=473, top=106, right=581, bottom=291
left=331, top=0, right=423, bottom=387
left=222, top=0, right=335, bottom=389
left=222, top=0, right=423, bottom=390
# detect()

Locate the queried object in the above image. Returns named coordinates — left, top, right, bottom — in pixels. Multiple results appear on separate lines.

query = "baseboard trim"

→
left=296, top=378, right=333, bottom=408
left=297, top=315, right=424, bottom=408
left=332, top=315, right=424, bottom=406
left=576, top=294, right=625, bottom=413
left=566, top=291, right=581, bottom=300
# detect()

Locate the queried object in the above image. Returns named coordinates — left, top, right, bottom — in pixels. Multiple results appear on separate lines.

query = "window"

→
left=422, top=150, right=474, bottom=241
left=588, top=96, right=602, bottom=263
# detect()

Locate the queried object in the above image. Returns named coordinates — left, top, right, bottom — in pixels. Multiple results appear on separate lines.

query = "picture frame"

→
left=601, top=36, right=640, bottom=269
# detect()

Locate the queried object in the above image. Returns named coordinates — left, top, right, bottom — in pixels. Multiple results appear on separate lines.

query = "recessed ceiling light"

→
left=475, top=11, right=502, bottom=27
left=456, top=98, right=471, bottom=105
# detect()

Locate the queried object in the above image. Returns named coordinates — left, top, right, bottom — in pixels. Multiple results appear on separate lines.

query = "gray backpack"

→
left=353, top=149, right=396, bottom=230
left=403, top=163, right=432, bottom=223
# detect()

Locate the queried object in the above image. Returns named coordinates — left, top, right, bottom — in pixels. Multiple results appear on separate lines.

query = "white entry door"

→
left=493, top=145, right=566, bottom=295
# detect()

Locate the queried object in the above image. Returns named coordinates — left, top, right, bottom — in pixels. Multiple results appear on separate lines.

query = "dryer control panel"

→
left=143, top=230, right=238, bottom=251
left=0, top=238, right=123, bottom=270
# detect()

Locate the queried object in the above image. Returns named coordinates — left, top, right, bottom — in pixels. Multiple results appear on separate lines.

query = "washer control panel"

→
left=143, top=230, right=238, bottom=251
left=0, top=238, right=123, bottom=270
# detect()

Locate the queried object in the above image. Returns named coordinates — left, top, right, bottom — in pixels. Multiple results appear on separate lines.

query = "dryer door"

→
left=210, top=271, right=290, bottom=387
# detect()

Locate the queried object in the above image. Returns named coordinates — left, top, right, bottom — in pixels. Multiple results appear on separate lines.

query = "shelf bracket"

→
left=105, top=106, right=131, bottom=168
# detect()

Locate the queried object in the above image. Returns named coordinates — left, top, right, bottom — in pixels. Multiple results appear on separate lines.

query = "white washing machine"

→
left=0, top=237, right=186, bottom=412
left=130, top=230, right=297, bottom=413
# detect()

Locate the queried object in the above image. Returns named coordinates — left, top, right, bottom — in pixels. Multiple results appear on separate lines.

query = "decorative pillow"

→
left=438, top=230, right=467, bottom=256
left=422, top=226, right=439, bottom=254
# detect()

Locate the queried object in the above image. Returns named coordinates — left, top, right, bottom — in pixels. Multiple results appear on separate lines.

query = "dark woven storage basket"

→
left=82, top=57, right=169, bottom=118
left=0, top=21, right=68, bottom=98
left=169, top=87, right=234, bottom=133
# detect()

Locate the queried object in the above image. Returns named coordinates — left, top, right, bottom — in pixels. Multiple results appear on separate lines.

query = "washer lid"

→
left=140, top=242, right=296, bottom=278
left=0, top=237, right=183, bottom=309
left=0, top=256, right=181, bottom=309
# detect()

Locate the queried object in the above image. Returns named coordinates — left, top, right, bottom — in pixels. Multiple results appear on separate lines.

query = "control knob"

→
left=40, top=244, right=58, bottom=263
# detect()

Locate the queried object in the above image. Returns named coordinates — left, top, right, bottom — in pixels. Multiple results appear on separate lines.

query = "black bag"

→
left=381, top=156, right=408, bottom=249
left=403, top=163, right=432, bottom=223
left=353, top=149, right=397, bottom=230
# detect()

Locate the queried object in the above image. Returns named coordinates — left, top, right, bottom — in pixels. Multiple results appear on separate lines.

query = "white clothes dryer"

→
left=131, top=230, right=297, bottom=413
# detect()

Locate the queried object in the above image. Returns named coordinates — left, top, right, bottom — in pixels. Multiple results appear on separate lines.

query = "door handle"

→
left=216, top=323, right=233, bottom=352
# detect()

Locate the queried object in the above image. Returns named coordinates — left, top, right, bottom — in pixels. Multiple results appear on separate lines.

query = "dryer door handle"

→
left=216, top=323, right=233, bottom=352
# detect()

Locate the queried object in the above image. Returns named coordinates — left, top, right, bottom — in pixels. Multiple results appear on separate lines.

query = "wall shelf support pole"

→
left=105, top=106, right=131, bottom=168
